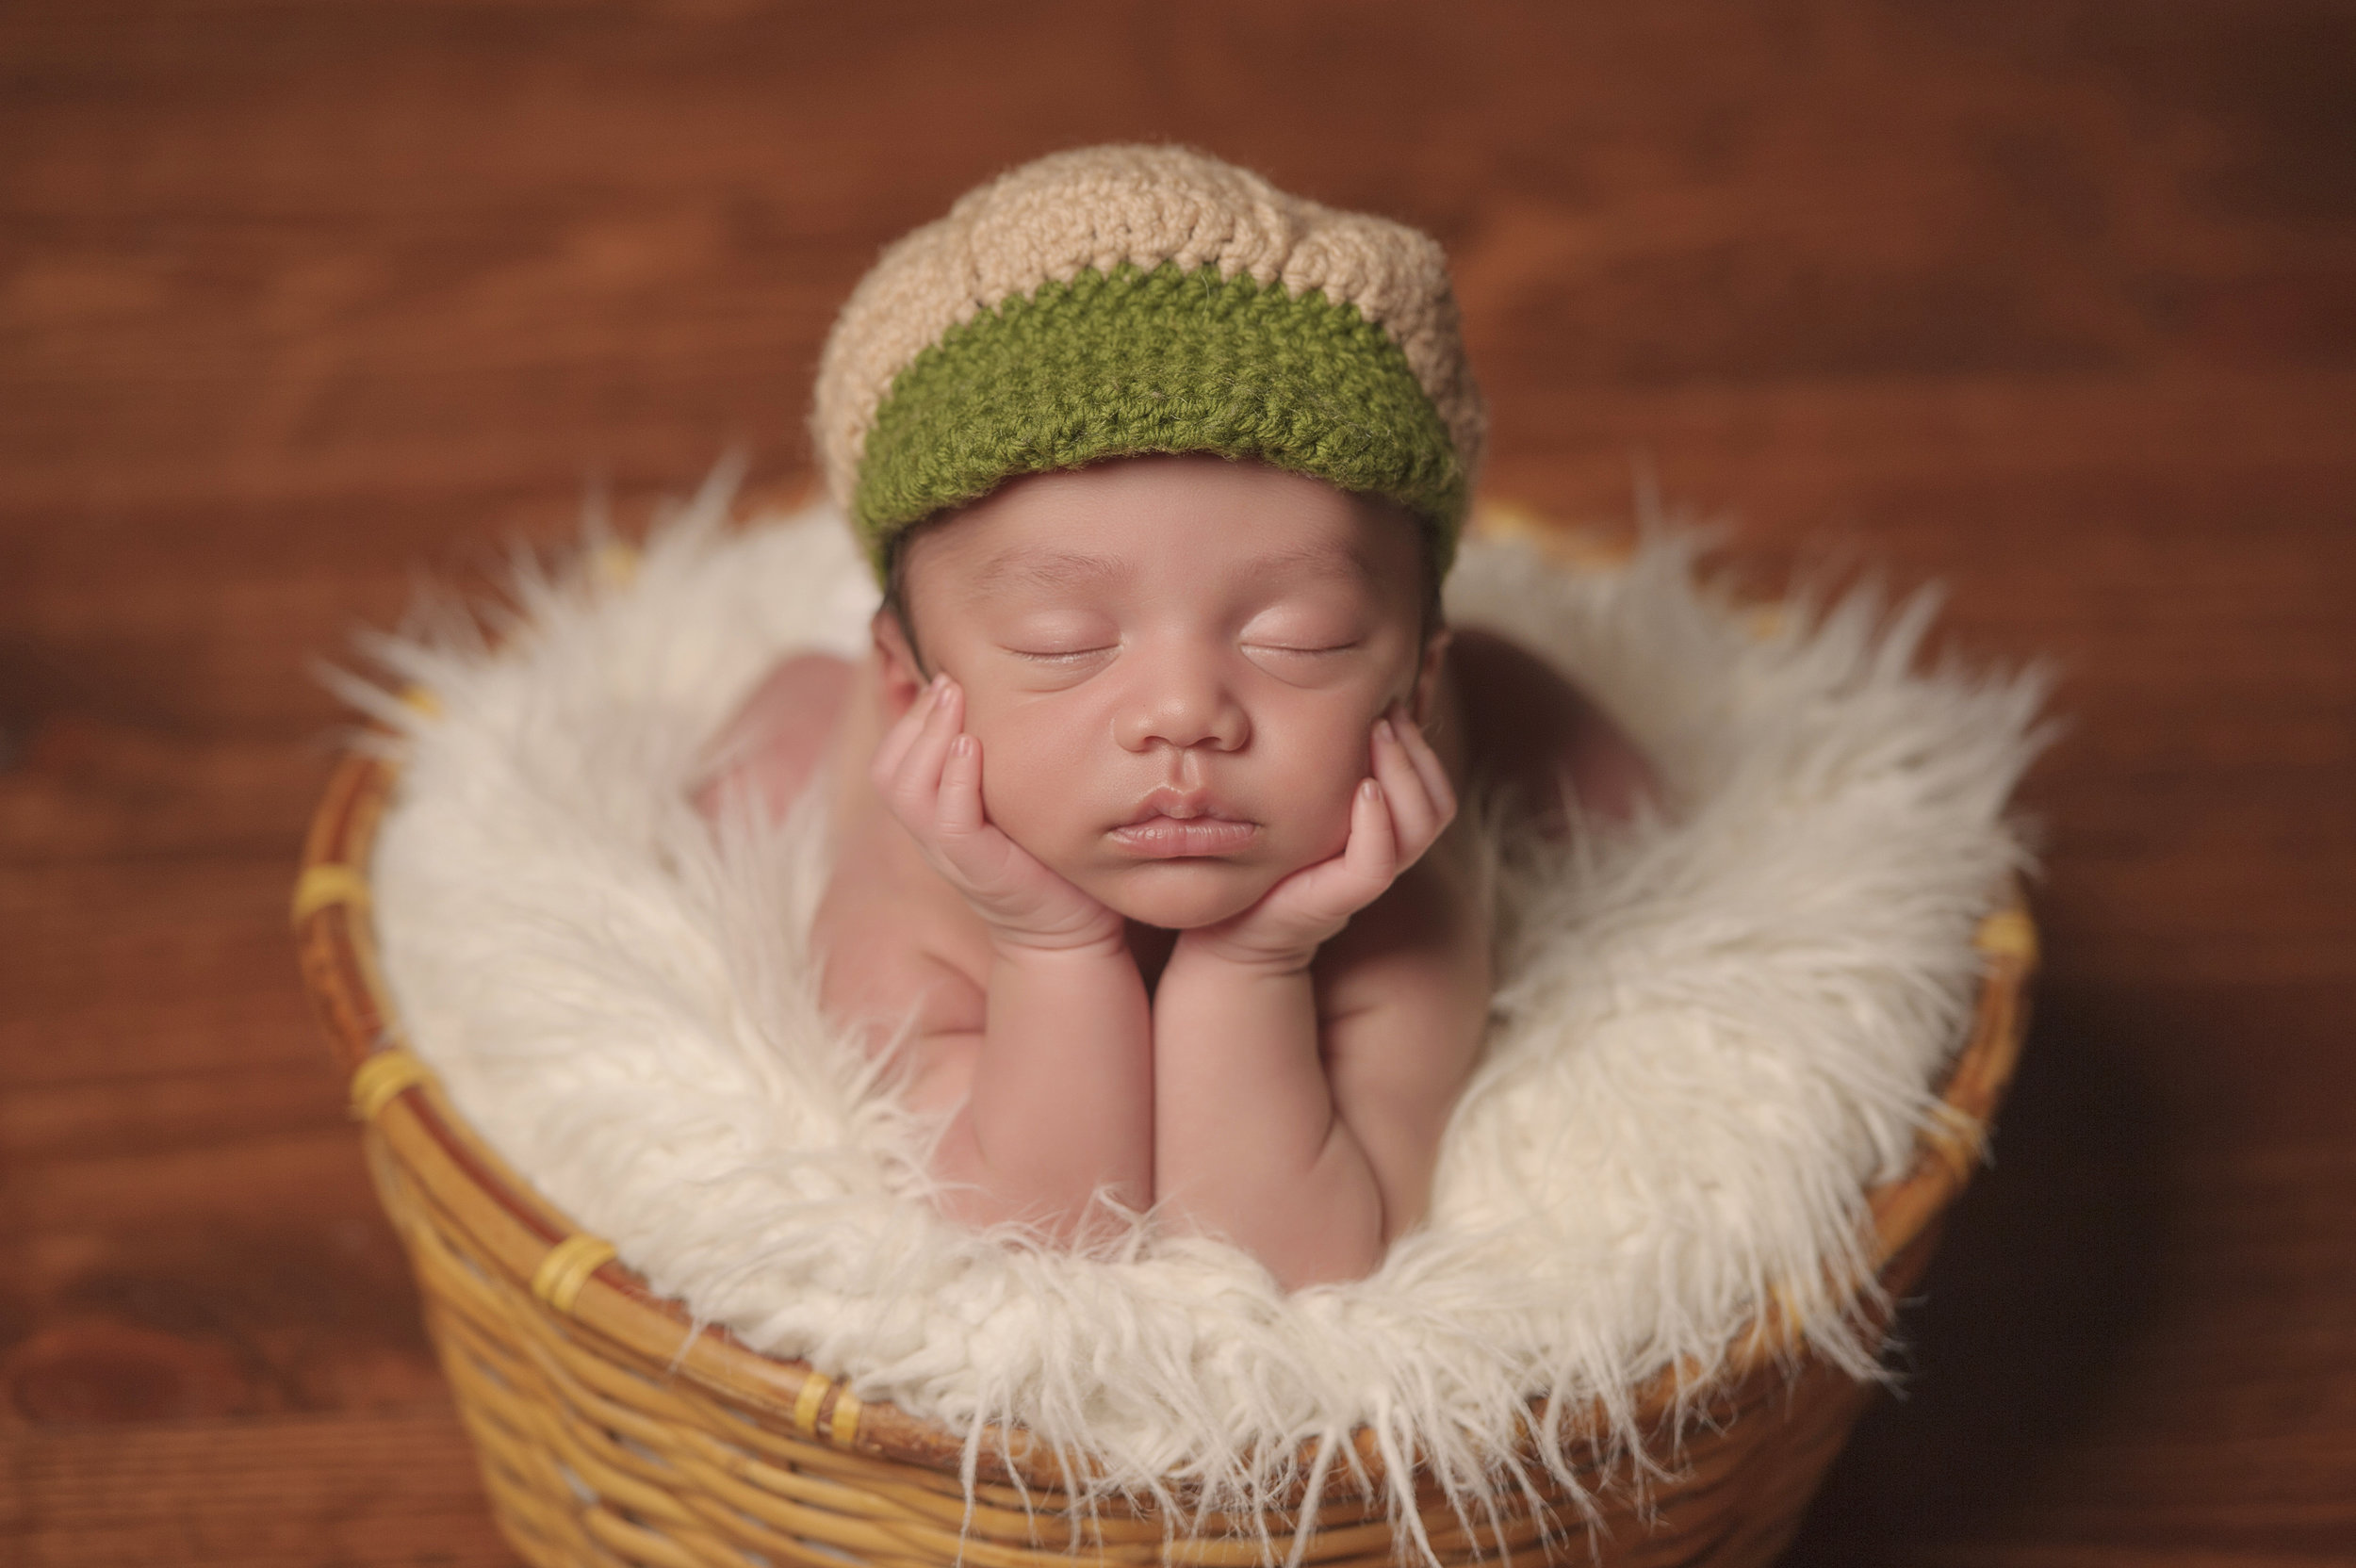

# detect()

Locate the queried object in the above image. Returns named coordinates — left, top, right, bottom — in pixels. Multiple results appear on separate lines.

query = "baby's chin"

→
left=1080, top=859, right=1287, bottom=931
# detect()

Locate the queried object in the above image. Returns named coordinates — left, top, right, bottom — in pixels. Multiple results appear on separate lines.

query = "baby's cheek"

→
left=975, top=723, right=1090, bottom=848
left=1281, top=734, right=1375, bottom=859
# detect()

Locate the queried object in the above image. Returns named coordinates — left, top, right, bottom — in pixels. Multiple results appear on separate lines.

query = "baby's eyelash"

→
left=1006, top=645, right=1115, bottom=664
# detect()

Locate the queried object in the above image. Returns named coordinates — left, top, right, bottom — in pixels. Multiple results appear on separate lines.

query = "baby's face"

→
left=892, top=455, right=1438, bottom=929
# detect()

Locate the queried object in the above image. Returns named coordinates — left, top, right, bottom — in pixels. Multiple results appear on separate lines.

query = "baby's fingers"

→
left=869, top=675, right=941, bottom=787
left=1268, top=777, right=1397, bottom=932
left=1392, top=707, right=1458, bottom=825
left=1369, top=714, right=1451, bottom=859
left=874, top=677, right=963, bottom=820
left=1339, top=776, right=1402, bottom=893
left=936, top=733, right=988, bottom=838
left=929, top=732, right=1022, bottom=888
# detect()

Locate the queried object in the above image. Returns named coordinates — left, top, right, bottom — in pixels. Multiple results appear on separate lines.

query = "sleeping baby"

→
left=696, top=147, right=1652, bottom=1288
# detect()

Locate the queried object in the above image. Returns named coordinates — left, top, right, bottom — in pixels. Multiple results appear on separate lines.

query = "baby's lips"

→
left=1106, top=816, right=1260, bottom=858
left=1120, top=786, right=1234, bottom=825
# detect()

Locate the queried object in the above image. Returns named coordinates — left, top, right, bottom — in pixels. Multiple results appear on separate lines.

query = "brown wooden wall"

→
left=4, top=3, right=2352, bottom=1561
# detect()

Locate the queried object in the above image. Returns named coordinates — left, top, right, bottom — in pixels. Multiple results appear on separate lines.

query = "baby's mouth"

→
left=1107, top=817, right=1259, bottom=858
left=1108, top=792, right=1257, bottom=858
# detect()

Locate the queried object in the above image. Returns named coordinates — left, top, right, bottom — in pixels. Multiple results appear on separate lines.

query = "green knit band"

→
left=852, top=262, right=1467, bottom=580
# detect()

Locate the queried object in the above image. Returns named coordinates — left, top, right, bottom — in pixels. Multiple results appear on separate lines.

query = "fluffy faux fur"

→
left=355, top=474, right=2042, bottom=1555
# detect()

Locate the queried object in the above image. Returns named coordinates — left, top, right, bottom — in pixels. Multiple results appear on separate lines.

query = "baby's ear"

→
left=1413, top=626, right=1453, bottom=727
left=871, top=610, right=926, bottom=716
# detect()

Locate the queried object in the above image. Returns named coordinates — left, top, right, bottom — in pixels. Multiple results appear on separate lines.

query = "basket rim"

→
left=294, top=734, right=2034, bottom=1494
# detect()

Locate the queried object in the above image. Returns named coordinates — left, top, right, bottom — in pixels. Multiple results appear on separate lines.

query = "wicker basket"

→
left=295, top=744, right=2033, bottom=1568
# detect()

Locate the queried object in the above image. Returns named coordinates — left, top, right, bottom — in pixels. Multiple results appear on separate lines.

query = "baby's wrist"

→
left=1170, top=926, right=1322, bottom=978
left=988, top=917, right=1130, bottom=964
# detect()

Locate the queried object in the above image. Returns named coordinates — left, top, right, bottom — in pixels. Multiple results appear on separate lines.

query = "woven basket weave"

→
left=295, top=741, right=2033, bottom=1568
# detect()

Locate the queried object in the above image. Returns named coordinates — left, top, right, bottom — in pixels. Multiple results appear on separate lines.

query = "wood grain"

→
left=4, top=2, right=2351, bottom=1562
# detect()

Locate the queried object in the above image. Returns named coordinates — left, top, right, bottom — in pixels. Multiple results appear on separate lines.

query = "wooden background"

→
left=4, top=2, right=2351, bottom=1562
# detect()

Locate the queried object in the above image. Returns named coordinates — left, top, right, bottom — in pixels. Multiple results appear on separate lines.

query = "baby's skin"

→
left=698, top=456, right=1653, bottom=1289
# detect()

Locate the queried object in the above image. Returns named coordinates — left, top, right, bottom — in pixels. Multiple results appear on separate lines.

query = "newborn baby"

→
left=696, top=149, right=1650, bottom=1288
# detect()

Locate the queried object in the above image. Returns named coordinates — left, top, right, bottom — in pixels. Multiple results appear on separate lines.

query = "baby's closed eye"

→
left=1240, top=595, right=1367, bottom=647
left=1241, top=641, right=1359, bottom=667
left=998, top=643, right=1120, bottom=692
left=995, top=611, right=1121, bottom=674
left=1005, top=641, right=1118, bottom=662
left=1240, top=613, right=1367, bottom=678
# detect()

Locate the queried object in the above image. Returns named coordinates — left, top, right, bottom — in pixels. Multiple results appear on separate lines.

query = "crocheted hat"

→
left=812, top=145, right=1485, bottom=580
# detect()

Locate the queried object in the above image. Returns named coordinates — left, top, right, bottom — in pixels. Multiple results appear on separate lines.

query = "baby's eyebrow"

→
left=960, top=540, right=1377, bottom=601
left=1238, top=542, right=1380, bottom=584
left=962, top=549, right=1131, bottom=599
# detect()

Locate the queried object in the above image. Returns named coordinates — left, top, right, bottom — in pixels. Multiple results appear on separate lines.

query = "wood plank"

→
left=0, top=860, right=326, bottom=1085
left=3, top=0, right=2351, bottom=1560
left=0, top=1408, right=517, bottom=1567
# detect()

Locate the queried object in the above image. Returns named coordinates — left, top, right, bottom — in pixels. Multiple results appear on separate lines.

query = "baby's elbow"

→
left=1261, top=1135, right=1390, bottom=1291
left=1266, top=1217, right=1387, bottom=1292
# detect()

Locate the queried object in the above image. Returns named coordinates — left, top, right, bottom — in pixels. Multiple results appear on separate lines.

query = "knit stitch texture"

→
left=854, top=262, right=1464, bottom=573
left=812, top=145, right=1484, bottom=575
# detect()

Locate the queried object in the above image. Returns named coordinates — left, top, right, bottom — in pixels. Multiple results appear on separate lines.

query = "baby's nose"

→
left=1114, top=658, right=1250, bottom=754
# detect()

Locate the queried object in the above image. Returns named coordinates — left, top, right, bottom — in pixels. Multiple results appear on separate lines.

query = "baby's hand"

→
left=1189, top=706, right=1458, bottom=972
left=872, top=676, right=1123, bottom=953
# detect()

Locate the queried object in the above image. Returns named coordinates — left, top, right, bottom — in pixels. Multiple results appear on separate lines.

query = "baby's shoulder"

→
left=815, top=827, right=991, bottom=1045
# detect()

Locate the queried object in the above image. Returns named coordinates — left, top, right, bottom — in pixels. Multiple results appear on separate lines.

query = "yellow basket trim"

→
left=1974, top=906, right=2037, bottom=962
left=828, top=1385, right=863, bottom=1447
left=1464, top=500, right=1632, bottom=572
left=292, top=862, right=370, bottom=924
left=1921, top=1109, right=1987, bottom=1183
left=351, top=1048, right=434, bottom=1121
left=1466, top=499, right=1548, bottom=542
left=532, top=1234, right=619, bottom=1316
left=792, top=1373, right=829, bottom=1435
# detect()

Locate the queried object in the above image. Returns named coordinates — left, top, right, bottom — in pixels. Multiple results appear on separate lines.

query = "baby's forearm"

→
left=1150, top=944, right=1383, bottom=1288
left=933, top=936, right=1153, bottom=1236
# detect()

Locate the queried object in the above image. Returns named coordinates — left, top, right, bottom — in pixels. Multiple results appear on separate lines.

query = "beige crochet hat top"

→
left=811, top=145, right=1485, bottom=579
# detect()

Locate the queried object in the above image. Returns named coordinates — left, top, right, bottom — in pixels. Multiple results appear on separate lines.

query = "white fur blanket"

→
left=358, top=479, right=2041, bottom=1540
